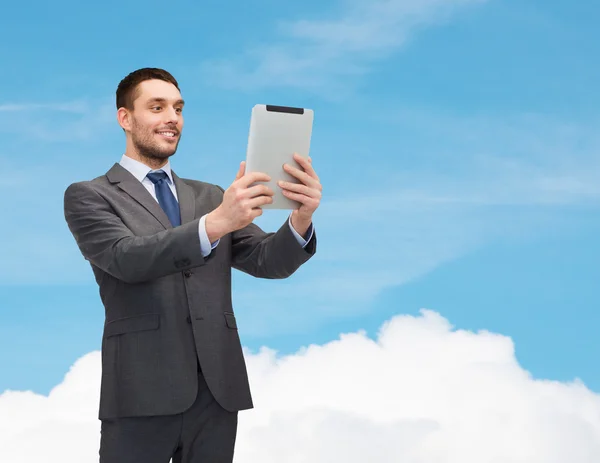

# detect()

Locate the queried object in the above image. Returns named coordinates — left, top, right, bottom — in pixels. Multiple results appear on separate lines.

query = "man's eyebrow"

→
left=146, top=98, right=185, bottom=106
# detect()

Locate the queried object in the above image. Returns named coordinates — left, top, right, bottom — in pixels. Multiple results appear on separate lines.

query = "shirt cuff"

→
left=199, top=214, right=219, bottom=257
left=288, top=214, right=313, bottom=248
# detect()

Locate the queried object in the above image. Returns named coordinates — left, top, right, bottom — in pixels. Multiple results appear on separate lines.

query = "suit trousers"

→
left=99, top=365, right=238, bottom=463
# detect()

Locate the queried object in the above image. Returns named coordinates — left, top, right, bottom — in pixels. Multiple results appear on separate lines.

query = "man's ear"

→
left=116, top=107, right=131, bottom=132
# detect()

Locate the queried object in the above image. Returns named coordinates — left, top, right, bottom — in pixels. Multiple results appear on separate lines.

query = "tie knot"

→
left=147, top=171, right=169, bottom=185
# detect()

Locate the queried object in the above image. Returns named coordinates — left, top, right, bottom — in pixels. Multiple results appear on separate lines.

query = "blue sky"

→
left=1, top=0, right=599, bottom=398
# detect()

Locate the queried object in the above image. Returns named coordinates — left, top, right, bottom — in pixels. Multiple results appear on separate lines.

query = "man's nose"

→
left=163, top=107, right=180, bottom=123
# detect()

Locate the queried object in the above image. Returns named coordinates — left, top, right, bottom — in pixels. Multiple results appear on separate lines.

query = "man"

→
left=63, top=67, right=320, bottom=463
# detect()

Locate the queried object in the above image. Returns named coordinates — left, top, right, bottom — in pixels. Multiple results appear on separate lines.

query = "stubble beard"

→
left=131, top=118, right=181, bottom=164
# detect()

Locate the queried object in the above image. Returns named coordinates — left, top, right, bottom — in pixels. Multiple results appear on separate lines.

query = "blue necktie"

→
left=146, top=171, right=181, bottom=227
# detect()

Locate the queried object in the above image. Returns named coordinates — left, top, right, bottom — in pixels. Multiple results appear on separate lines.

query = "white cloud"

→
left=0, top=353, right=102, bottom=462
left=1, top=310, right=600, bottom=462
left=201, top=0, right=488, bottom=92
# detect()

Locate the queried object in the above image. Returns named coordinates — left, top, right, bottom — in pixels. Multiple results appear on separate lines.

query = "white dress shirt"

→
left=119, top=154, right=313, bottom=257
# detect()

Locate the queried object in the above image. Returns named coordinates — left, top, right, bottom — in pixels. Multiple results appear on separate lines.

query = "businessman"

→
left=63, top=68, right=320, bottom=462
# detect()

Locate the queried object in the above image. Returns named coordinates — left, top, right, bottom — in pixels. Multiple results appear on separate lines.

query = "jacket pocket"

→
left=104, top=313, right=160, bottom=337
left=224, top=312, right=237, bottom=329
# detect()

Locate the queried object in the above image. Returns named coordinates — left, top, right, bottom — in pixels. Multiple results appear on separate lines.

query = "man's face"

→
left=127, top=79, right=184, bottom=161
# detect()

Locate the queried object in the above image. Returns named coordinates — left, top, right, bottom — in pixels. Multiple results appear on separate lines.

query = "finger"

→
left=281, top=191, right=319, bottom=210
left=235, top=161, right=246, bottom=181
left=238, top=171, right=271, bottom=188
left=278, top=180, right=321, bottom=198
left=247, top=195, right=274, bottom=209
left=250, top=208, right=264, bottom=219
left=283, top=163, right=320, bottom=188
left=293, top=153, right=319, bottom=180
left=246, top=184, right=275, bottom=198
left=281, top=190, right=320, bottom=208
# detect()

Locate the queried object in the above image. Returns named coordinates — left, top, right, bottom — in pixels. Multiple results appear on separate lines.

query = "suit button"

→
left=184, top=270, right=192, bottom=278
left=186, top=316, right=191, bottom=324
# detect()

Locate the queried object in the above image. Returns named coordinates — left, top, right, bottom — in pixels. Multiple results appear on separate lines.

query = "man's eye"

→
left=176, top=108, right=183, bottom=113
left=152, top=106, right=161, bottom=111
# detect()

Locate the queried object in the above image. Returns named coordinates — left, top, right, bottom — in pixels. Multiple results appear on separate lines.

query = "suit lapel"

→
left=106, top=163, right=173, bottom=229
left=172, top=171, right=196, bottom=224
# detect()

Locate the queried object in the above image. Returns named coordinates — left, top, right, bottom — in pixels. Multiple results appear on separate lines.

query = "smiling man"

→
left=63, top=68, right=320, bottom=463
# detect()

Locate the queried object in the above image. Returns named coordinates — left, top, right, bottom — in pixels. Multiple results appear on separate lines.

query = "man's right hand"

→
left=205, top=161, right=274, bottom=242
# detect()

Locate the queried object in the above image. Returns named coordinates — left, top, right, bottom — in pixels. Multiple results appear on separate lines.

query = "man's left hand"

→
left=278, top=153, right=322, bottom=237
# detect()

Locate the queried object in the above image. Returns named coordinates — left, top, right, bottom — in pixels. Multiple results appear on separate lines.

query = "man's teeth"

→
left=158, top=131, right=176, bottom=137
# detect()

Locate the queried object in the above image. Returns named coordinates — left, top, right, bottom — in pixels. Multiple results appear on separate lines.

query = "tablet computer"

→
left=245, top=104, right=314, bottom=209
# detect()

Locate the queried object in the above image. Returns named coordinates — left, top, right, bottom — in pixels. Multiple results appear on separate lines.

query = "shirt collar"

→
left=119, top=154, right=174, bottom=184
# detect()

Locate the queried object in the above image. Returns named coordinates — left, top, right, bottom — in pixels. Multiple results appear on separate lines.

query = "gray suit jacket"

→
left=63, top=163, right=316, bottom=420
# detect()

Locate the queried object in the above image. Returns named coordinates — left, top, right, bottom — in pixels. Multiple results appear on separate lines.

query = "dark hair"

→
left=116, top=68, right=180, bottom=110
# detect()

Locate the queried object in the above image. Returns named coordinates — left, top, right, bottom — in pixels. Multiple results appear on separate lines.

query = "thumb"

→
left=235, top=161, right=246, bottom=181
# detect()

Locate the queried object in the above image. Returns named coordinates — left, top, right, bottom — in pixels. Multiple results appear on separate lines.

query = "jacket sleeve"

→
left=64, top=181, right=207, bottom=284
left=229, top=214, right=317, bottom=280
